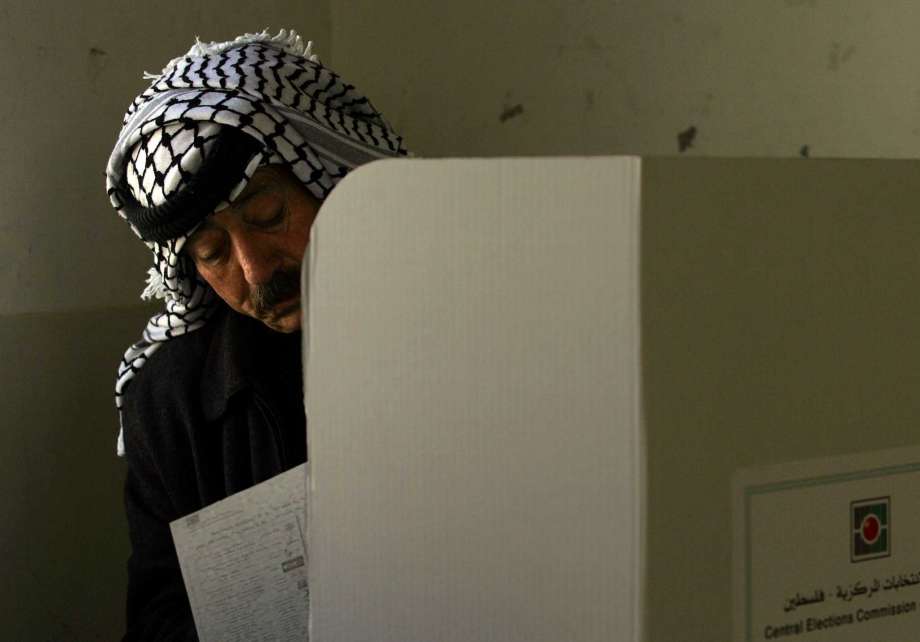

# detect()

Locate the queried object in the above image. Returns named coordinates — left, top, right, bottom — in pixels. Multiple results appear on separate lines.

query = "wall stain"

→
left=556, top=35, right=613, bottom=67
left=87, top=46, right=110, bottom=89
left=583, top=34, right=603, bottom=57
left=677, top=126, right=697, bottom=153
left=584, top=89, right=595, bottom=111
left=499, top=104, right=524, bottom=123
left=800, top=145, right=810, bottom=158
left=828, top=42, right=856, bottom=71
left=625, top=92, right=640, bottom=116
left=700, top=92, right=715, bottom=118
left=785, top=0, right=816, bottom=7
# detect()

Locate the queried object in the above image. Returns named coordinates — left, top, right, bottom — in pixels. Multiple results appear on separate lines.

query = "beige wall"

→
left=1, top=305, right=156, bottom=639
left=0, top=3, right=329, bottom=639
left=641, top=158, right=920, bottom=641
left=329, top=1, right=920, bottom=160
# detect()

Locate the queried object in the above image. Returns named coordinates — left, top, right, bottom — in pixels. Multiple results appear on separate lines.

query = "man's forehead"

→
left=208, top=167, right=286, bottom=218
left=238, top=166, right=286, bottom=198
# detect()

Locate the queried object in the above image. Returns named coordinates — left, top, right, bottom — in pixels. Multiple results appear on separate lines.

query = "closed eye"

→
left=195, top=244, right=225, bottom=264
left=187, top=229, right=227, bottom=265
left=247, top=208, right=285, bottom=229
left=242, top=190, right=286, bottom=229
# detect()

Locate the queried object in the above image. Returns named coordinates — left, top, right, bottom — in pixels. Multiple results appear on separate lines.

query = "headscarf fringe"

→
left=143, top=29, right=318, bottom=80
left=141, top=267, right=168, bottom=301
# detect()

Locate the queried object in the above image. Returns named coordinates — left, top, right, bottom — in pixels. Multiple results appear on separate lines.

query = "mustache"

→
left=251, top=268, right=301, bottom=318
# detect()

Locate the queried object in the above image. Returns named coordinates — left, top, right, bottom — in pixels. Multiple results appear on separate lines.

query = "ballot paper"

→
left=170, top=463, right=309, bottom=642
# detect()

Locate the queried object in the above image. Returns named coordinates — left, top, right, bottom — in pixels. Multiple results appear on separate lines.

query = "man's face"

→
left=185, top=165, right=321, bottom=333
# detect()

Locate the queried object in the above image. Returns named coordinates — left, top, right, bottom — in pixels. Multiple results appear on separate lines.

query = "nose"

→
left=231, top=231, right=277, bottom=286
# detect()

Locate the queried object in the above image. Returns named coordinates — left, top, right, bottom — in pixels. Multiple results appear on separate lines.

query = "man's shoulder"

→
left=131, top=320, right=217, bottom=400
left=120, top=306, right=242, bottom=463
left=121, top=305, right=239, bottom=420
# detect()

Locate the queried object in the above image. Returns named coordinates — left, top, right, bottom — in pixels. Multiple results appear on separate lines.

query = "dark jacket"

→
left=120, top=303, right=307, bottom=641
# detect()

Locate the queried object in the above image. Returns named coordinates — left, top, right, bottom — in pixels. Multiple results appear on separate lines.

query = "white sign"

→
left=734, top=448, right=920, bottom=641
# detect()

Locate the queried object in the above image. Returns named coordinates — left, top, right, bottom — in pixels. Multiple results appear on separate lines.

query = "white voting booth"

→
left=301, top=157, right=920, bottom=642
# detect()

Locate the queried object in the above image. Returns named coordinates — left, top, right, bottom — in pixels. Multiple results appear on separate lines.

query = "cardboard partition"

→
left=302, top=157, right=920, bottom=642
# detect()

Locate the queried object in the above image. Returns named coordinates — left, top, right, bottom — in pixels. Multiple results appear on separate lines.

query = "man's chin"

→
left=260, top=301, right=302, bottom=333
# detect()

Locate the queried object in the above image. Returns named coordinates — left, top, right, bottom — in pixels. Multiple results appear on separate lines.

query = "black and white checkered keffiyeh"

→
left=105, top=29, right=408, bottom=455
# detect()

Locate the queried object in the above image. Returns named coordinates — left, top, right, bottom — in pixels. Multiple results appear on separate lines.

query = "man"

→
left=104, top=30, right=408, bottom=640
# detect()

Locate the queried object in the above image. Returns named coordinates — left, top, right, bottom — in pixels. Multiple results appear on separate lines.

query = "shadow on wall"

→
left=0, top=304, right=157, bottom=640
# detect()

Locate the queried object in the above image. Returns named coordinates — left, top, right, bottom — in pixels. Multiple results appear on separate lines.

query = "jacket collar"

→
left=199, top=305, right=260, bottom=422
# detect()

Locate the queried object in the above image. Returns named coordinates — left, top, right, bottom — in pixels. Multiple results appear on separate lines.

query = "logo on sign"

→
left=851, top=496, right=890, bottom=563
